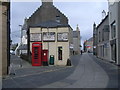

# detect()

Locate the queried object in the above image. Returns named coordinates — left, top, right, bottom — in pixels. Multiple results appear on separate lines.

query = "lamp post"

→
left=19, top=25, right=23, bottom=54
left=19, top=25, right=23, bottom=67
left=47, top=27, right=49, bottom=65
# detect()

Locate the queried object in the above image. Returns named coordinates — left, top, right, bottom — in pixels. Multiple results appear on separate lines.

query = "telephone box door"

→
left=32, top=42, right=42, bottom=66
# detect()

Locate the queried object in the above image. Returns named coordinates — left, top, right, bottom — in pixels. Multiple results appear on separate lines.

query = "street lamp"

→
left=47, top=27, right=49, bottom=65
left=19, top=25, right=23, bottom=67
left=19, top=25, right=22, bottom=45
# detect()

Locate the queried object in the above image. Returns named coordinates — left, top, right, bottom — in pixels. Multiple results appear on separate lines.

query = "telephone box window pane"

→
left=58, top=47, right=62, bottom=60
left=33, top=44, right=40, bottom=46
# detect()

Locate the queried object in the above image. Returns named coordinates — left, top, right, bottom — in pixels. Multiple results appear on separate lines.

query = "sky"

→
left=11, top=0, right=108, bottom=47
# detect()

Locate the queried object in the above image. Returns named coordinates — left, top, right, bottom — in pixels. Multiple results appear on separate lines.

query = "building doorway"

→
left=111, top=44, right=117, bottom=62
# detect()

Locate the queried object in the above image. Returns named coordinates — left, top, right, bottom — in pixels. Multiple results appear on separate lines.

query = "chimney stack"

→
left=102, top=10, right=106, bottom=20
left=41, top=0, right=53, bottom=6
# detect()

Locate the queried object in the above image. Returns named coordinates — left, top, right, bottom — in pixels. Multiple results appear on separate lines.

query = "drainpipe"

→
left=7, top=1, right=10, bottom=75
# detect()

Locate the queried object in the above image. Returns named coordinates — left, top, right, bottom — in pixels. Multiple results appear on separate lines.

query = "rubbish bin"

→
left=66, top=59, right=71, bottom=66
left=49, top=55, right=54, bottom=65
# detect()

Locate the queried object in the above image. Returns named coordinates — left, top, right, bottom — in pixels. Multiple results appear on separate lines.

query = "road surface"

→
left=2, top=53, right=120, bottom=88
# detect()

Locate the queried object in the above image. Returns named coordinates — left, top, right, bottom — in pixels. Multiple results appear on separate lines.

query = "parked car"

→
left=10, top=50, right=15, bottom=55
left=88, top=50, right=93, bottom=53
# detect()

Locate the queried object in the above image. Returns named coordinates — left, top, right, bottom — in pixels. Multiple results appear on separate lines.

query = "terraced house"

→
left=95, top=14, right=110, bottom=60
left=108, top=1, right=120, bottom=65
left=93, top=1, right=120, bottom=65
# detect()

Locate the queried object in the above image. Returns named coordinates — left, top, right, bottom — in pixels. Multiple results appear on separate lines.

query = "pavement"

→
left=2, top=55, right=75, bottom=88
left=5, top=55, right=72, bottom=79
left=2, top=53, right=120, bottom=88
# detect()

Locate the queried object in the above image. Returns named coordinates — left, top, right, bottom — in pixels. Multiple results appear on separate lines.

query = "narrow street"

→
left=1, top=1, right=120, bottom=90
left=2, top=53, right=120, bottom=88
left=41, top=53, right=119, bottom=88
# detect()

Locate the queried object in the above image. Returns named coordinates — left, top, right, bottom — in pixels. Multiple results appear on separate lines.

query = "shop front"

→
left=28, top=24, right=73, bottom=66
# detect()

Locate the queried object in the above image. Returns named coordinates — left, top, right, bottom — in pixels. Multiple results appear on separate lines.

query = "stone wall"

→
left=0, top=2, right=10, bottom=77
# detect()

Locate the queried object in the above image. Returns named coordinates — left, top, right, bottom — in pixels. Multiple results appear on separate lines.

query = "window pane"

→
left=58, top=47, right=62, bottom=60
left=111, top=22, right=116, bottom=39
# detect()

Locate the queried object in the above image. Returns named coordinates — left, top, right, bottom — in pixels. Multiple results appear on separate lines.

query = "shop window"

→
left=43, top=32, right=55, bottom=42
left=102, top=29, right=104, bottom=41
left=111, top=21, right=116, bottom=39
left=57, top=33, right=68, bottom=42
left=111, top=44, right=116, bottom=62
left=99, top=32, right=101, bottom=42
left=58, top=47, right=62, bottom=60
left=102, top=45, right=104, bottom=57
left=104, top=25, right=109, bottom=32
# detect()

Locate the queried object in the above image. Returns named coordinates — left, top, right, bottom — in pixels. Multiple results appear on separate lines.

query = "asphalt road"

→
left=40, top=53, right=119, bottom=88
left=2, top=55, right=80, bottom=88
left=89, top=53, right=120, bottom=88
left=2, top=53, right=120, bottom=88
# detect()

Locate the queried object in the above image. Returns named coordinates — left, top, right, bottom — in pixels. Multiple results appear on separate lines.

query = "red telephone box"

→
left=32, top=42, right=42, bottom=66
left=42, top=50, right=48, bottom=66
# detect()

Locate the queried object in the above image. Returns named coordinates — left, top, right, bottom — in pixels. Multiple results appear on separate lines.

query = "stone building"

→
left=27, top=0, right=68, bottom=27
left=93, top=1, right=120, bottom=65
left=95, top=14, right=110, bottom=60
left=27, top=0, right=73, bottom=66
left=83, top=40, right=87, bottom=52
left=0, top=1, right=10, bottom=77
left=108, top=1, right=120, bottom=65
left=83, top=37, right=93, bottom=53
left=15, top=18, right=28, bottom=56
left=93, top=23, right=97, bottom=55
left=73, top=25, right=81, bottom=55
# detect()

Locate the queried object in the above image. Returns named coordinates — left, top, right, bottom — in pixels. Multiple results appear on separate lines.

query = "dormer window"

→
left=56, top=15, right=60, bottom=23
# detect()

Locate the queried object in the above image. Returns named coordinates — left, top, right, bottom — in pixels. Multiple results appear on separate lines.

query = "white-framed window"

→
left=43, top=32, right=55, bottom=41
left=111, top=21, right=116, bottom=39
left=30, top=33, right=42, bottom=41
left=57, top=33, right=68, bottom=41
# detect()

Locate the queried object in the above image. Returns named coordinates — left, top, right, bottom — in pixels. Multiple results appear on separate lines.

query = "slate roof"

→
left=27, top=3, right=68, bottom=26
left=30, top=20, right=70, bottom=28
left=96, top=14, right=108, bottom=29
